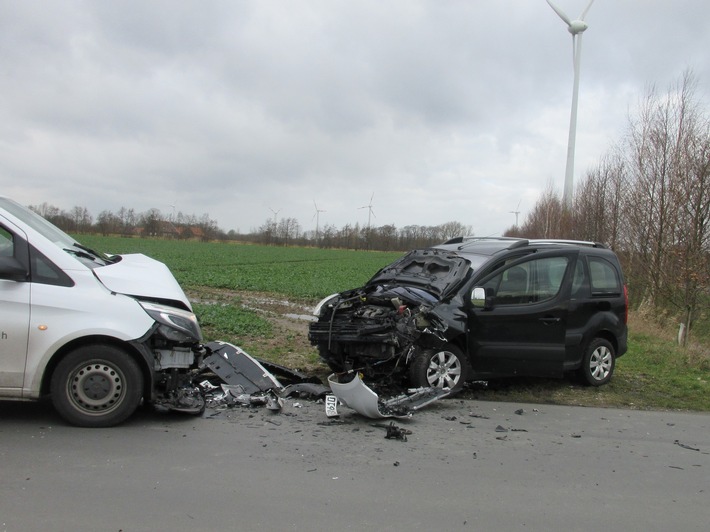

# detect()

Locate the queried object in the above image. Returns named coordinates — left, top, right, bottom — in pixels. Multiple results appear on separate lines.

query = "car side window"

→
left=0, top=226, right=14, bottom=256
left=488, top=256, right=569, bottom=305
left=589, top=257, right=621, bottom=295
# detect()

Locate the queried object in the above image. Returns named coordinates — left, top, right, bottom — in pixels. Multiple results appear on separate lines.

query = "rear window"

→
left=589, top=257, right=621, bottom=295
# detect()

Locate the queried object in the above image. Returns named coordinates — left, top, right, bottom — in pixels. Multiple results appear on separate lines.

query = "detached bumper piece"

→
left=199, top=341, right=329, bottom=411
left=203, top=341, right=283, bottom=394
left=327, top=372, right=450, bottom=419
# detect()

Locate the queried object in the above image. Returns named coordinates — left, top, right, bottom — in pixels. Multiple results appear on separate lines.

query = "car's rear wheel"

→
left=409, top=344, right=469, bottom=391
left=580, top=338, right=615, bottom=386
left=51, top=345, right=144, bottom=427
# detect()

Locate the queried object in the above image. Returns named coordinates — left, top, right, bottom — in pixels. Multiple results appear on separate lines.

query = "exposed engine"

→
left=308, top=285, right=445, bottom=380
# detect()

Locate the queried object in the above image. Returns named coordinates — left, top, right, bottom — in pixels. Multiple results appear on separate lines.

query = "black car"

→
left=309, top=238, right=628, bottom=390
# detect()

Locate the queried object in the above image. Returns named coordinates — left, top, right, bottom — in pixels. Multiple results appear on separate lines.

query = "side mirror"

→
left=471, top=287, right=486, bottom=308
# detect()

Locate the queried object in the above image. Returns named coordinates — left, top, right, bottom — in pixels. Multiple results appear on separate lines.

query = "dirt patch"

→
left=188, top=287, right=323, bottom=373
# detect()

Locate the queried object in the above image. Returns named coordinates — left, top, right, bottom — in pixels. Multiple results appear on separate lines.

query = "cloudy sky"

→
left=1, top=1, right=709, bottom=237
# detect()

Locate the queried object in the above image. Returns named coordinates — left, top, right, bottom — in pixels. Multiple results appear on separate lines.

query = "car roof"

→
left=433, top=237, right=611, bottom=268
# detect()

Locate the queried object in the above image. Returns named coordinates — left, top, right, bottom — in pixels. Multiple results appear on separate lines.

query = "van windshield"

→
left=0, top=197, right=112, bottom=266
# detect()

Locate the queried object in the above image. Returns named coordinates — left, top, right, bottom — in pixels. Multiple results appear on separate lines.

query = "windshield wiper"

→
left=64, top=247, right=98, bottom=261
left=73, top=242, right=106, bottom=259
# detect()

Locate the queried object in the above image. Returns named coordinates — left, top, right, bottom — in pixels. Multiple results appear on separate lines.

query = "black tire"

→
left=50, top=345, right=144, bottom=427
left=317, top=346, right=346, bottom=373
left=408, top=344, right=470, bottom=391
left=579, top=338, right=615, bottom=386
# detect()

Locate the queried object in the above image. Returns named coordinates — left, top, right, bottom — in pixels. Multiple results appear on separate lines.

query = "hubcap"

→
left=589, top=346, right=612, bottom=381
left=67, top=362, right=125, bottom=415
left=426, top=350, right=462, bottom=389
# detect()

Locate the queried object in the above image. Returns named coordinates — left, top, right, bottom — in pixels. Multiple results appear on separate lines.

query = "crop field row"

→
left=79, top=235, right=403, bottom=299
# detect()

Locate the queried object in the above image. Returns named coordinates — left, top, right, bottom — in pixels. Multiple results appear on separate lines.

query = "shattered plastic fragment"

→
left=372, top=422, right=412, bottom=441
left=280, top=382, right=330, bottom=399
left=202, top=341, right=283, bottom=394
left=327, top=373, right=450, bottom=419
left=266, top=393, right=284, bottom=412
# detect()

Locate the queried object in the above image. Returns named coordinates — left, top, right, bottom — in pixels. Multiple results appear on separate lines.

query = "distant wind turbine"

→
left=358, top=192, right=376, bottom=229
left=312, top=200, right=326, bottom=242
left=509, top=200, right=521, bottom=228
left=268, top=206, right=281, bottom=226
left=546, top=0, right=595, bottom=208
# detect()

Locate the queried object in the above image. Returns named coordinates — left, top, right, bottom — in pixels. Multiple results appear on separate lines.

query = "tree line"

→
left=508, top=71, right=710, bottom=341
left=29, top=203, right=221, bottom=242
left=29, top=200, right=472, bottom=252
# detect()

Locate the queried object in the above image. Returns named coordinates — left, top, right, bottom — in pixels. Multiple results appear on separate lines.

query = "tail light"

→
left=623, top=284, right=629, bottom=324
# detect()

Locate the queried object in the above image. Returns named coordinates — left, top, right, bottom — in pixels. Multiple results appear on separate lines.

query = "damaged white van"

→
left=0, top=196, right=205, bottom=427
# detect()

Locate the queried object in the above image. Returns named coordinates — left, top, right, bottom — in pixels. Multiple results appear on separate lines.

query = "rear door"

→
left=0, top=222, right=31, bottom=396
left=467, top=250, right=577, bottom=377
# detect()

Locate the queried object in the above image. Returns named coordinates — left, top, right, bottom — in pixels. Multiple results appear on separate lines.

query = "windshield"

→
left=0, top=197, right=112, bottom=266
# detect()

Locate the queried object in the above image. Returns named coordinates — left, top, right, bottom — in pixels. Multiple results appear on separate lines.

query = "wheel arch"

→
left=40, top=335, right=153, bottom=400
left=589, top=329, right=619, bottom=356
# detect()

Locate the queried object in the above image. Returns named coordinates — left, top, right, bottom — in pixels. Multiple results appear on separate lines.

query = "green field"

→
left=78, top=235, right=710, bottom=411
left=80, top=235, right=402, bottom=298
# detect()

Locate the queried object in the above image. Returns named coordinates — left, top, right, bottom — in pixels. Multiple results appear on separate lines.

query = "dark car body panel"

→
left=309, top=238, right=628, bottom=386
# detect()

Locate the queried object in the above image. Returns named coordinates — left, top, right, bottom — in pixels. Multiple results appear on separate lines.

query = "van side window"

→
left=489, top=256, right=569, bottom=305
left=0, top=227, right=14, bottom=256
left=29, top=246, right=75, bottom=287
left=589, top=257, right=621, bottom=295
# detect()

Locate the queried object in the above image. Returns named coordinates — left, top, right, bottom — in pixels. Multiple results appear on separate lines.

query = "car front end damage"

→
left=308, top=249, right=471, bottom=386
left=127, top=300, right=209, bottom=413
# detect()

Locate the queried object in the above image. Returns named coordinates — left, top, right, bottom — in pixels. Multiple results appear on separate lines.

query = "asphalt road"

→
left=1, top=397, right=708, bottom=531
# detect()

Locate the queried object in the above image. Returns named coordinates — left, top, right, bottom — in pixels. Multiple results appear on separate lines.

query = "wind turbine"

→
left=358, top=192, right=376, bottom=229
left=268, top=206, right=281, bottom=226
left=509, top=200, right=521, bottom=228
left=546, top=0, right=595, bottom=208
left=312, top=200, right=326, bottom=242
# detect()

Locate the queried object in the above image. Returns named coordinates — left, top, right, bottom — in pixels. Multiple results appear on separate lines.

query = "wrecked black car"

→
left=309, top=238, right=628, bottom=390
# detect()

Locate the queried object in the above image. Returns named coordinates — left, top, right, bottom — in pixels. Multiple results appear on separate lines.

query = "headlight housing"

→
left=312, top=293, right=340, bottom=317
left=140, top=301, right=203, bottom=343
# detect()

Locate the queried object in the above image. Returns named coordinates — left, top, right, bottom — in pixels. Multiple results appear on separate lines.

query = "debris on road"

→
left=372, top=422, right=413, bottom=442
left=195, top=341, right=328, bottom=412
left=674, top=440, right=701, bottom=452
left=158, top=340, right=451, bottom=425
left=327, top=372, right=451, bottom=419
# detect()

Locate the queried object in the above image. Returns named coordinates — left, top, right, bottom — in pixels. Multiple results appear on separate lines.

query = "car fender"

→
left=23, top=271, right=154, bottom=398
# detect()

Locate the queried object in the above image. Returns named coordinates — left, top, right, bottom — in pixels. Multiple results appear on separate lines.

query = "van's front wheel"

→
left=51, top=345, right=144, bottom=427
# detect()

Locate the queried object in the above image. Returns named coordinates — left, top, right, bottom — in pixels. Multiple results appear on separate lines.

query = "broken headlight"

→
left=140, top=301, right=203, bottom=343
left=312, top=293, right=340, bottom=317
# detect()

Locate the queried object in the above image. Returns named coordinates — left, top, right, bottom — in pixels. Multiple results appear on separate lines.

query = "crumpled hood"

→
left=367, top=249, right=470, bottom=298
left=93, top=253, right=192, bottom=310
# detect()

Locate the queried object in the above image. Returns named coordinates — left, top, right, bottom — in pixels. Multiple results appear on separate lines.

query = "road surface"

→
left=1, top=397, right=708, bottom=531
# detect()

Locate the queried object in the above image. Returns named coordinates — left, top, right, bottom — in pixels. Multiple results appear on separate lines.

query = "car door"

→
left=467, top=250, right=576, bottom=377
left=0, top=222, right=31, bottom=396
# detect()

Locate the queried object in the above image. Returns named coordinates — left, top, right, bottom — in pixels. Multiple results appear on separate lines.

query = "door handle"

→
left=539, top=317, right=561, bottom=324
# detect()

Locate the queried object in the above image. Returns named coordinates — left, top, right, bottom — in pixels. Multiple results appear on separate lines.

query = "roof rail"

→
left=441, top=236, right=523, bottom=245
left=440, top=236, right=607, bottom=251
left=528, top=239, right=607, bottom=249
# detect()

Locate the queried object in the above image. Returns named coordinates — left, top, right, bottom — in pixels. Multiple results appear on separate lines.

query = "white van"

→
left=0, top=196, right=205, bottom=427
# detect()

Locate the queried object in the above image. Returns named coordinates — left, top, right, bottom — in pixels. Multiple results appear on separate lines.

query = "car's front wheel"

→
left=409, top=344, right=469, bottom=391
left=580, top=338, right=615, bottom=386
left=50, top=345, right=144, bottom=427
